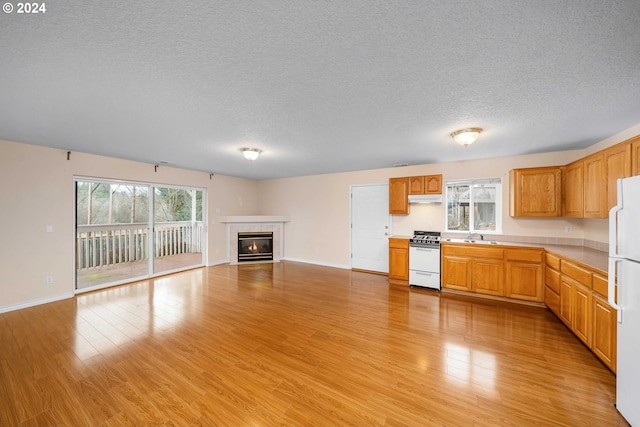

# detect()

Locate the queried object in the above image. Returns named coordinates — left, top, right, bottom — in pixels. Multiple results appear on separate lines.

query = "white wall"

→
left=0, top=139, right=259, bottom=311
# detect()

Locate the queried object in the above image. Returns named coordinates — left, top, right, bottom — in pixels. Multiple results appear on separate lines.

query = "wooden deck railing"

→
left=76, top=222, right=203, bottom=269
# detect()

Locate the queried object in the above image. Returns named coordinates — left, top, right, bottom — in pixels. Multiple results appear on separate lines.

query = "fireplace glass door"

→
left=238, top=232, right=273, bottom=262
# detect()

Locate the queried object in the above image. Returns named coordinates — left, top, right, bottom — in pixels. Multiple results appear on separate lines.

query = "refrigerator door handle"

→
left=608, top=257, right=623, bottom=323
left=608, top=180, right=623, bottom=257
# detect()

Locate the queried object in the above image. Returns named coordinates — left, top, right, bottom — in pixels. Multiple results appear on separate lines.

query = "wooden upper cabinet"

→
left=604, top=142, right=631, bottom=212
left=408, top=176, right=424, bottom=195
left=583, top=153, right=607, bottom=218
left=425, top=174, right=443, bottom=194
left=632, top=135, right=640, bottom=176
left=408, top=175, right=442, bottom=195
left=389, top=177, right=409, bottom=215
left=509, top=167, right=561, bottom=217
left=562, top=159, right=584, bottom=217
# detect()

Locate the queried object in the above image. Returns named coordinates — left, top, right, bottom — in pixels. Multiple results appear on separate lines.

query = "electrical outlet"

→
left=45, top=276, right=54, bottom=284
left=565, top=226, right=573, bottom=233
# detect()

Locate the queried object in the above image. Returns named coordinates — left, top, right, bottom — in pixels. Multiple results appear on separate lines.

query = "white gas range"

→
left=408, top=230, right=441, bottom=290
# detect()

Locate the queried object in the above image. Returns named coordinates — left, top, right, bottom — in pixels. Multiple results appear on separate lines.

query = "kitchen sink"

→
left=444, top=238, right=500, bottom=245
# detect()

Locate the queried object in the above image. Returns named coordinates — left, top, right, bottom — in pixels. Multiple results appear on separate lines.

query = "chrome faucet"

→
left=467, top=232, right=483, bottom=241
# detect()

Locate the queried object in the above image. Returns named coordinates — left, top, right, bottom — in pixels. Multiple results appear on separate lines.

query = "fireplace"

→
left=237, top=232, right=273, bottom=262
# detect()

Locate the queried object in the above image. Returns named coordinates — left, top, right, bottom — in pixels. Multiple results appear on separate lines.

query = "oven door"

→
left=409, top=246, right=440, bottom=272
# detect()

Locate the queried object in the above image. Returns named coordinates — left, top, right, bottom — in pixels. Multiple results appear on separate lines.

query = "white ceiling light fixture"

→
left=450, top=128, right=483, bottom=147
left=241, top=148, right=262, bottom=161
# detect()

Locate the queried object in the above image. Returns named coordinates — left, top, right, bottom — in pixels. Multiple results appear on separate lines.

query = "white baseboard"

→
left=281, top=257, right=351, bottom=270
left=0, top=293, right=74, bottom=314
left=207, top=259, right=229, bottom=267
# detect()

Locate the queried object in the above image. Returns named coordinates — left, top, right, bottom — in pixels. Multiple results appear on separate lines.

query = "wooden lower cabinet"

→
left=559, top=277, right=574, bottom=327
left=592, top=295, right=617, bottom=372
left=550, top=254, right=617, bottom=373
left=442, top=256, right=471, bottom=291
left=442, top=255, right=504, bottom=295
left=572, top=282, right=593, bottom=346
left=504, top=248, right=544, bottom=302
left=471, top=259, right=504, bottom=296
left=559, top=276, right=592, bottom=346
left=442, top=244, right=547, bottom=302
left=388, top=238, right=409, bottom=284
left=506, top=261, right=543, bottom=301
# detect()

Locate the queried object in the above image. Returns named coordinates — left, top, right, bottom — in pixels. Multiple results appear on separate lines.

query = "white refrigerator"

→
left=608, top=175, right=640, bottom=426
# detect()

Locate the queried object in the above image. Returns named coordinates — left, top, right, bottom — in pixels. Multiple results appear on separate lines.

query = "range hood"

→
left=408, top=194, right=443, bottom=204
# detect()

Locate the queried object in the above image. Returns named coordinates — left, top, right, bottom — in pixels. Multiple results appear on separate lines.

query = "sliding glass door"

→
left=75, top=178, right=205, bottom=291
left=153, top=186, right=204, bottom=275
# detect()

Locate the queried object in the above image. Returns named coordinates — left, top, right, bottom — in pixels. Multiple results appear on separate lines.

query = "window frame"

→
left=445, top=178, right=502, bottom=235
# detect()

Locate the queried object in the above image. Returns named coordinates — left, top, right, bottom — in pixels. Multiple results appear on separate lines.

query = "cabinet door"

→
left=471, top=259, right=504, bottom=296
left=408, top=176, right=424, bottom=195
left=562, top=160, right=584, bottom=217
left=389, top=178, right=409, bottom=215
left=604, top=142, right=631, bottom=212
left=506, top=261, right=543, bottom=302
left=583, top=153, right=606, bottom=218
left=388, top=246, right=409, bottom=281
left=559, top=277, right=573, bottom=327
left=545, top=287, right=561, bottom=316
left=425, top=175, right=442, bottom=194
left=633, top=136, right=640, bottom=176
left=509, top=167, right=561, bottom=217
left=573, top=282, right=593, bottom=346
left=442, top=256, right=471, bottom=291
left=592, top=295, right=617, bottom=372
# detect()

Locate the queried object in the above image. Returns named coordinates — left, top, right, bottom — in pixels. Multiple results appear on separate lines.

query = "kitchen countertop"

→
left=539, top=244, right=608, bottom=275
left=441, top=239, right=608, bottom=275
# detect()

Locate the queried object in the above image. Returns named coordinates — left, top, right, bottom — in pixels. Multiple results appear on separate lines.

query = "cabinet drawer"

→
left=592, top=274, right=609, bottom=298
left=545, top=267, right=560, bottom=294
left=545, top=252, right=561, bottom=271
left=442, top=244, right=504, bottom=259
left=561, top=260, right=592, bottom=288
left=506, top=248, right=543, bottom=263
left=389, top=238, right=409, bottom=249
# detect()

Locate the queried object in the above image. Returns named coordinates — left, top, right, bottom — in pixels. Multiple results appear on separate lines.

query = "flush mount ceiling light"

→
left=241, top=148, right=262, bottom=161
left=450, top=128, right=483, bottom=147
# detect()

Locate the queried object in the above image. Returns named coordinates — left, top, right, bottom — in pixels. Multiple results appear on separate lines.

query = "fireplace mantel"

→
left=218, top=215, right=289, bottom=223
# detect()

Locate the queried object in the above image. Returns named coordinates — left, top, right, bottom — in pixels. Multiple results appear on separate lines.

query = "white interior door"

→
left=351, top=183, right=390, bottom=273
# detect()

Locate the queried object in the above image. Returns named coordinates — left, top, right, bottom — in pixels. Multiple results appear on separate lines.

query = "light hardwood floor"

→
left=0, top=261, right=629, bottom=426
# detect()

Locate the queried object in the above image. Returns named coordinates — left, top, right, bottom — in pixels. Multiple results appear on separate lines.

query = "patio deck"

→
left=76, top=252, right=204, bottom=289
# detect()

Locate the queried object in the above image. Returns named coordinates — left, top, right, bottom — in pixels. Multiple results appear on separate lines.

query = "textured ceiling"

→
left=1, top=1, right=640, bottom=180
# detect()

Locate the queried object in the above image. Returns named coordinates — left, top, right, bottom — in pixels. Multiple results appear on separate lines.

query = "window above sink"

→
left=445, top=178, right=502, bottom=234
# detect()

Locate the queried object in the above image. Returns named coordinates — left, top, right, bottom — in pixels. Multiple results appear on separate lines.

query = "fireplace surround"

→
left=219, top=216, right=288, bottom=265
